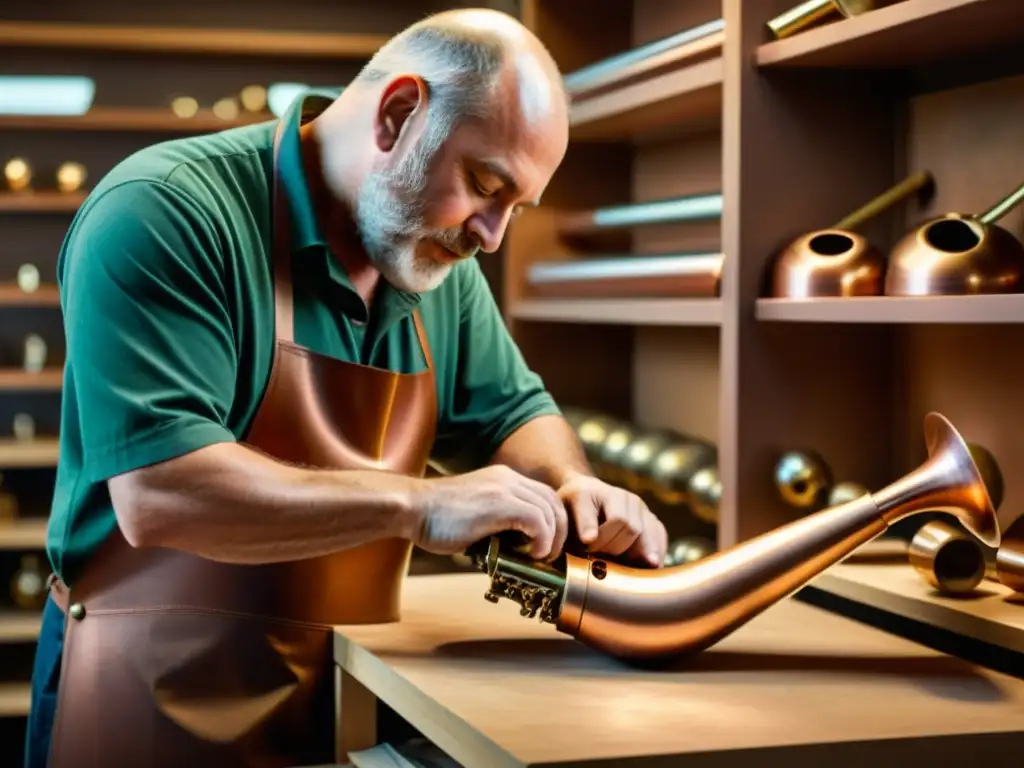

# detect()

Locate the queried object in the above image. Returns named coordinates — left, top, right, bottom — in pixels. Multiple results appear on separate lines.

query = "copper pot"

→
left=885, top=180, right=1024, bottom=296
left=769, top=172, right=933, bottom=298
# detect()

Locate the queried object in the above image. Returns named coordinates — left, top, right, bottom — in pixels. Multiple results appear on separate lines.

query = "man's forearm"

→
left=489, top=413, right=593, bottom=488
left=108, top=441, right=424, bottom=564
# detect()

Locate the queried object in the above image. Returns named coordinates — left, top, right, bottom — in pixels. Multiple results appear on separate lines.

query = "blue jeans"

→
left=23, top=595, right=65, bottom=768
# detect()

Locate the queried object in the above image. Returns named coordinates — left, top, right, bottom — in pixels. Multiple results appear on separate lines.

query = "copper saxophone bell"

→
left=474, top=412, right=1000, bottom=660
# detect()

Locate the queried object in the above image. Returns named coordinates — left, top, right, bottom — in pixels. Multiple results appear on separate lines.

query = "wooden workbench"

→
left=333, top=573, right=1024, bottom=767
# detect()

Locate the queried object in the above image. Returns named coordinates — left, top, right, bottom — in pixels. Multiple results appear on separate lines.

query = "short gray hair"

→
left=353, top=22, right=508, bottom=144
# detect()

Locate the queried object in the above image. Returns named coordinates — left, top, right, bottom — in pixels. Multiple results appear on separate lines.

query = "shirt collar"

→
left=275, top=89, right=424, bottom=325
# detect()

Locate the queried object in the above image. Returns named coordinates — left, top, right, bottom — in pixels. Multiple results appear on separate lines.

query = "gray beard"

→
left=354, top=133, right=475, bottom=294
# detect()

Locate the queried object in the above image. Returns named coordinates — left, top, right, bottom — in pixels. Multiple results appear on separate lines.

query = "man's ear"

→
left=375, top=75, right=427, bottom=152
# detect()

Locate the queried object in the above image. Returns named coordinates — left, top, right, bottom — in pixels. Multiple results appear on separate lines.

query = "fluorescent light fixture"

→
left=0, top=75, right=96, bottom=116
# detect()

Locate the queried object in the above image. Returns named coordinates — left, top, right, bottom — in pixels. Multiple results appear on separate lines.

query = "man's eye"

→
left=473, top=177, right=497, bottom=196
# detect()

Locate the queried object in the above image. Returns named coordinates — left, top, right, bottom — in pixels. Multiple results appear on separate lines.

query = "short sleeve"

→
left=432, top=259, right=560, bottom=470
left=59, top=179, right=239, bottom=483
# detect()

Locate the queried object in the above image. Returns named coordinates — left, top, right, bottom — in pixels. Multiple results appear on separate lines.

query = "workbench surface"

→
left=334, top=573, right=1024, bottom=767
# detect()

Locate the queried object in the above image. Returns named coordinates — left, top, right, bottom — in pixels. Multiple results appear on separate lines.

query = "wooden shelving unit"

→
left=0, top=684, right=31, bottom=718
left=0, top=370, right=63, bottom=392
left=0, top=440, right=59, bottom=470
left=508, top=0, right=1024, bottom=666
left=0, top=192, right=85, bottom=214
left=0, top=20, right=387, bottom=59
left=0, top=520, right=49, bottom=550
left=0, top=108, right=271, bottom=134
left=0, top=612, right=42, bottom=645
left=0, top=285, right=60, bottom=308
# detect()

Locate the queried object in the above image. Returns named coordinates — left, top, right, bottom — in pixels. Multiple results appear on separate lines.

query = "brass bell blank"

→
left=576, top=414, right=620, bottom=464
left=774, top=450, right=832, bottom=510
left=619, top=430, right=676, bottom=494
left=663, top=536, right=716, bottom=567
left=687, top=465, right=721, bottom=524
left=598, top=423, right=638, bottom=485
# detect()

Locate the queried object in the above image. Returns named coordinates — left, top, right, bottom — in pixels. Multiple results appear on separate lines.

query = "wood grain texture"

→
left=334, top=574, right=1024, bottom=768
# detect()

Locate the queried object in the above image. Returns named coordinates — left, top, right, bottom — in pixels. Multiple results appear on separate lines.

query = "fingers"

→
left=625, top=509, right=668, bottom=567
left=500, top=469, right=568, bottom=561
left=588, top=488, right=643, bottom=557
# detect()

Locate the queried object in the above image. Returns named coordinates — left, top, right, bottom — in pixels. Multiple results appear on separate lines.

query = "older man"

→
left=24, top=8, right=667, bottom=767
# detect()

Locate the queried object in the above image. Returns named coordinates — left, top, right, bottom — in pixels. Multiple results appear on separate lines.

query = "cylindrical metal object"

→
left=767, top=0, right=899, bottom=40
left=526, top=253, right=723, bottom=299
left=909, top=519, right=987, bottom=594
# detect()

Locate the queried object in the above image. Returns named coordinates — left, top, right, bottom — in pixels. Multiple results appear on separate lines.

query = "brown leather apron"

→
left=45, top=119, right=438, bottom=767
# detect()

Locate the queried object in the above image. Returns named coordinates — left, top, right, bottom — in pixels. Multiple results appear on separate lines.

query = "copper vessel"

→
left=475, top=412, right=1000, bottom=660
left=769, top=172, right=933, bottom=298
left=767, top=0, right=901, bottom=39
left=885, top=180, right=1024, bottom=296
left=910, top=514, right=1024, bottom=595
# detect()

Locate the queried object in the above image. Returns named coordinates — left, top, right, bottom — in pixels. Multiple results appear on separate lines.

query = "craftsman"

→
left=24, top=8, right=668, bottom=767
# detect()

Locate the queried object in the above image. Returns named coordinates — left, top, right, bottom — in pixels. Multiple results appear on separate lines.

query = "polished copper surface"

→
left=767, top=0, right=901, bottom=39
left=769, top=172, right=933, bottom=298
left=909, top=519, right=987, bottom=594
left=885, top=180, right=1024, bottom=296
left=476, top=412, right=1000, bottom=660
left=774, top=449, right=832, bottom=510
left=994, top=514, right=1024, bottom=593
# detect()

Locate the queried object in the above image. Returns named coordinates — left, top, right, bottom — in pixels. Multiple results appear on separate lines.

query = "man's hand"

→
left=408, top=465, right=569, bottom=561
left=557, top=471, right=668, bottom=568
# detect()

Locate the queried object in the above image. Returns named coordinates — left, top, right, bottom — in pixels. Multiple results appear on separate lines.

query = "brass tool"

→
left=770, top=172, right=934, bottom=298
left=687, top=466, right=721, bottom=524
left=649, top=439, right=717, bottom=507
left=773, top=449, right=832, bottom=510
left=767, top=0, right=901, bottom=40
left=910, top=514, right=1024, bottom=595
left=885, top=180, right=1024, bottom=296
left=474, top=412, right=999, bottom=660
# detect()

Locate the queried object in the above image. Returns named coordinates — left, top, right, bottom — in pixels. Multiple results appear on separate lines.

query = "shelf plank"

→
left=0, top=683, right=31, bottom=717
left=0, top=107, right=271, bottom=134
left=757, top=0, right=1024, bottom=69
left=0, top=192, right=85, bottom=214
left=0, top=370, right=63, bottom=391
left=0, top=519, right=48, bottom=551
left=0, top=611, right=42, bottom=644
left=0, top=284, right=60, bottom=308
left=756, top=295, right=1024, bottom=323
left=0, top=439, right=60, bottom=469
left=0, top=20, right=386, bottom=59
left=511, top=297, right=722, bottom=326
left=810, top=562, right=1024, bottom=655
left=570, top=56, right=723, bottom=142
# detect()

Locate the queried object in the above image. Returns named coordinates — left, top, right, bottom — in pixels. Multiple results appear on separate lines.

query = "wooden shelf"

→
left=511, top=298, right=722, bottom=326
left=0, top=519, right=48, bottom=551
left=570, top=56, right=723, bottom=142
left=0, top=284, right=60, bottom=308
left=0, top=192, right=85, bottom=214
left=0, top=439, right=60, bottom=469
left=757, top=0, right=1024, bottom=69
left=0, top=611, right=42, bottom=644
left=0, top=683, right=30, bottom=718
left=810, top=562, right=1024, bottom=655
left=756, top=295, right=1024, bottom=323
left=0, top=370, right=63, bottom=392
left=0, top=20, right=387, bottom=59
left=0, top=108, right=271, bottom=134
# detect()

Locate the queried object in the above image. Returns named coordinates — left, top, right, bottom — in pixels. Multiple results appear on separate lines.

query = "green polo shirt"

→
left=47, top=90, right=559, bottom=586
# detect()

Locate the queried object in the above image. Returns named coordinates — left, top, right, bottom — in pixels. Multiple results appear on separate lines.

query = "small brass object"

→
left=23, top=334, right=48, bottom=373
left=649, top=440, right=717, bottom=506
left=663, top=536, right=715, bottom=567
left=687, top=465, right=721, bottom=524
left=56, top=162, right=87, bottom=193
left=477, top=411, right=1000, bottom=660
left=774, top=449, right=832, bottom=510
left=576, top=414, right=620, bottom=464
left=828, top=481, right=869, bottom=507
left=767, top=0, right=901, bottom=39
left=11, top=554, right=47, bottom=610
left=994, top=514, right=1024, bottom=593
left=4, top=157, right=32, bottom=192
left=13, top=413, right=35, bottom=442
left=240, top=84, right=268, bottom=113
left=885, top=179, right=1024, bottom=296
left=598, top=424, right=637, bottom=484
left=171, top=96, right=199, bottom=119
left=770, top=172, right=934, bottom=298
left=69, top=603, right=87, bottom=621
left=0, top=472, right=18, bottom=522
left=909, top=519, right=987, bottom=594
left=212, top=97, right=240, bottom=121
left=17, top=263, right=40, bottom=294
left=619, top=431, right=675, bottom=493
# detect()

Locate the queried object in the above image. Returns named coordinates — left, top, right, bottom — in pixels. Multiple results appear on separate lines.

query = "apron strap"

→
left=270, top=119, right=295, bottom=344
left=411, top=308, right=434, bottom=370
